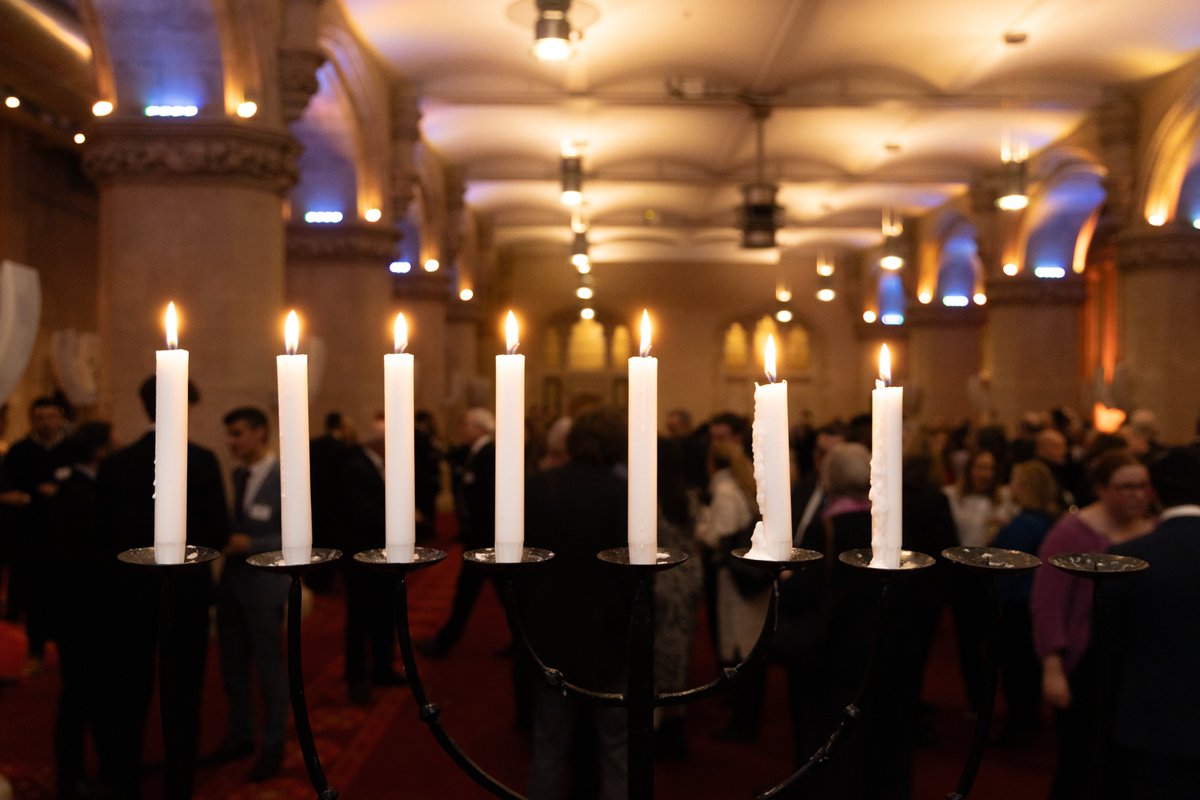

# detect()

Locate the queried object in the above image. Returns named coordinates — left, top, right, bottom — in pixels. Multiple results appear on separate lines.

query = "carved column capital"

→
left=1114, top=224, right=1200, bottom=272
left=987, top=275, right=1087, bottom=306
left=287, top=222, right=399, bottom=262
left=83, top=120, right=300, bottom=194
left=396, top=270, right=452, bottom=303
left=905, top=304, right=985, bottom=328
left=278, top=48, right=327, bottom=125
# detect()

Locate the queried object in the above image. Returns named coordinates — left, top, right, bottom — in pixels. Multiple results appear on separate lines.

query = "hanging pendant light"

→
left=740, top=105, right=783, bottom=249
left=533, top=0, right=573, bottom=61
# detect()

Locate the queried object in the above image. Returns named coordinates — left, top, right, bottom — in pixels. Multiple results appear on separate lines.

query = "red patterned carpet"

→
left=0, top=523, right=1054, bottom=798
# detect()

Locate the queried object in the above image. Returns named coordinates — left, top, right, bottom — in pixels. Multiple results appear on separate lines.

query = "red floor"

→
left=0, top=526, right=1054, bottom=798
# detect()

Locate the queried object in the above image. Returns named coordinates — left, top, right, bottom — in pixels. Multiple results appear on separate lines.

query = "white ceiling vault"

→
left=342, top=0, right=1197, bottom=265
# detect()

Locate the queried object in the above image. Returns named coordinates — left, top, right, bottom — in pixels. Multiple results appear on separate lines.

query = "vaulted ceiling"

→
left=341, top=0, right=1200, bottom=265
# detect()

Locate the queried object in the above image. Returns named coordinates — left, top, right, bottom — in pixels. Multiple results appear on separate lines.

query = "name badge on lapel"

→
left=248, top=503, right=273, bottom=522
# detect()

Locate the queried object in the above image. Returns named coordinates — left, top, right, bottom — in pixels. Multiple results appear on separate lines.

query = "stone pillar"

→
left=390, top=85, right=422, bottom=218
left=984, top=276, right=1086, bottom=428
left=444, top=300, right=485, bottom=428
left=396, top=270, right=452, bottom=421
left=286, top=222, right=398, bottom=433
left=905, top=304, right=983, bottom=424
left=1114, top=225, right=1200, bottom=442
left=84, top=120, right=297, bottom=451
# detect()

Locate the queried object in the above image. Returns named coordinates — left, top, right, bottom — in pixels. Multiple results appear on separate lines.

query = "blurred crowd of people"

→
left=1, top=388, right=1198, bottom=799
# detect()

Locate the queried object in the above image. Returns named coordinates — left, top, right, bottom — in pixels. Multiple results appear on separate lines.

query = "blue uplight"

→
left=389, top=261, right=412, bottom=274
left=304, top=211, right=344, bottom=224
left=1033, top=265, right=1066, bottom=279
left=880, top=313, right=905, bottom=326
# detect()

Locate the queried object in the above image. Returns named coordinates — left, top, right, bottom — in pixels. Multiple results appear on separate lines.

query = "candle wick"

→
left=508, top=342, right=519, bottom=356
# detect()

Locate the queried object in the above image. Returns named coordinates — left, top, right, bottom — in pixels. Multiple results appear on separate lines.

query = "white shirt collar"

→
left=1159, top=505, right=1200, bottom=521
left=240, top=452, right=277, bottom=510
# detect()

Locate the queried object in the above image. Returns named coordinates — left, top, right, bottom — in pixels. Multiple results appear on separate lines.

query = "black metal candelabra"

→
left=260, top=541, right=1158, bottom=800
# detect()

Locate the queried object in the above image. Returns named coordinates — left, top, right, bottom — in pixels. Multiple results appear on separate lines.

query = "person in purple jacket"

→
left=1030, top=448, right=1154, bottom=799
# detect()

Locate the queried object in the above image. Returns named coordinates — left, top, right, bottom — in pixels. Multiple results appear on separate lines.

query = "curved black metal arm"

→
left=656, top=580, right=779, bottom=707
left=393, top=573, right=526, bottom=800
left=499, top=577, right=626, bottom=706
left=286, top=576, right=339, bottom=800
left=757, top=580, right=895, bottom=800
left=946, top=578, right=1000, bottom=800
left=501, top=574, right=780, bottom=709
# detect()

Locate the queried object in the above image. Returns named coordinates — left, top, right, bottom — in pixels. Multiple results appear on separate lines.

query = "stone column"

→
left=984, top=276, right=1086, bottom=428
left=286, top=222, right=398, bottom=433
left=905, top=304, right=983, bottom=424
left=84, top=120, right=297, bottom=451
left=1114, top=225, right=1200, bottom=442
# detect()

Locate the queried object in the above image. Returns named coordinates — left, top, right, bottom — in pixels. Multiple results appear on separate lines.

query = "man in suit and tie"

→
left=1108, top=447, right=1200, bottom=797
left=419, top=407, right=496, bottom=656
left=99, top=378, right=229, bottom=799
left=216, top=406, right=290, bottom=782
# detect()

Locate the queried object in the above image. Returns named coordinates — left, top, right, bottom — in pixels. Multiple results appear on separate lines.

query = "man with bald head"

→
left=1035, top=428, right=1077, bottom=510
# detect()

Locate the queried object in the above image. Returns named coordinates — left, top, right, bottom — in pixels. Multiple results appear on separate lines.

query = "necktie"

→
left=232, top=467, right=249, bottom=526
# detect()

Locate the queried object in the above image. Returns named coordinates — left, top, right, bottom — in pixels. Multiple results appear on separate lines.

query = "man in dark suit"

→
left=308, top=411, right=353, bottom=592
left=1108, top=447, right=1200, bottom=798
left=216, top=406, right=290, bottom=782
left=98, top=378, right=229, bottom=799
left=522, top=408, right=630, bottom=799
left=341, top=432, right=402, bottom=703
left=4, top=395, right=71, bottom=672
left=420, top=407, right=496, bottom=656
left=47, top=421, right=117, bottom=799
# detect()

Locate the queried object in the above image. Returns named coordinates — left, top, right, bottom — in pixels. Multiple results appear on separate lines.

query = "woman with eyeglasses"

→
left=1031, top=448, right=1155, bottom=799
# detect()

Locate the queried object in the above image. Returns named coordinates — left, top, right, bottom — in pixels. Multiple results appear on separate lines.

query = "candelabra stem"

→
left=1087, top=581, right=1112, bottom=800
left=286, top=575, right=338, bottom=800
left=626, top=569, right=656, bottom=800
left=758, top=579, right=895, bottom=799
left=947, top=578, right=1000, bottom=800
left=393, top=573, right=524, bottom=800
left=155, top=572, right=184, bottom=794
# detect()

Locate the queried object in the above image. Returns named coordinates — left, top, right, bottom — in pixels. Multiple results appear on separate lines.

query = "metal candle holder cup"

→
left=246, top=547, right=342, bottom=800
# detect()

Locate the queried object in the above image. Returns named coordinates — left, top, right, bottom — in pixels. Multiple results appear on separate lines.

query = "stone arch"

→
left=1139, top=81, right=1200, bottom=225
left=290, top=61, right=359, bottom=220
left=1015, top=158, right=1107, bottom=278
left=934, top=219, right=982, bottom=305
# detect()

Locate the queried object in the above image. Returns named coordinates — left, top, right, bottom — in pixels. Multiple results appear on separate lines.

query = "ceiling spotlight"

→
left=533, top=0, right=573, bottom=61
left=236, top=100, right=258, bottom=119
left=862, top=310, right=877, bottom=324
left=918, top=291, right=932, bottom=304
left=92, top=100, right=114, bottom=117
left=775, top=287, right=792, bottom=303
left=973, top=292, right=988, bottom=305
left=776, top=308, right=794, bottom=323
left=423, top=258, right=440, bottom=272
left=880, top=209, right=904, bottom=269
left=1003, top=262, right=1019, bottom=276
left=816, top=260, right=834, bottom=278
left=996, top=137, right=1029, bottom=211
left=815, top=272, right=835, bottom=302
left=576, top=272, right=594, bottom=300
left=459, top=288, right=474, bottom=301
left=4, top=95, right=20, bottom=109
left=580, top=307, right=595, bottom=320
left=741, top=106, right=783, bottom=249
left=73, top=133, right=86, bottom=145
left=570, top=231, right=590, bottom=271
left=560, top=153, right=583, bottom=205
left=365, top=208, right=382, bottom=223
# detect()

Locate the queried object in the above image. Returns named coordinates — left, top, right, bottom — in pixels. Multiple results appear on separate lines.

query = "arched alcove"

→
left=877, top=272, right=907, bottom=325
left=935, top=221, right=982, bottom=305
left=290, top=62, right=358, bottom=219
left=537, top=308, right=629, bottom=416
left=1022, top=171, right=1106, bottom=277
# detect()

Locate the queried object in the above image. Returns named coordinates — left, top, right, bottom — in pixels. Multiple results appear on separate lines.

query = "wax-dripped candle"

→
left=747, top=335, right=793, bottom=561
left=869, top=344, right=903, bottom=569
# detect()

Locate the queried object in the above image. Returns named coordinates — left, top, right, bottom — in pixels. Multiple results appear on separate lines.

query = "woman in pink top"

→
left=1030, top=448, right=1154, bottom=799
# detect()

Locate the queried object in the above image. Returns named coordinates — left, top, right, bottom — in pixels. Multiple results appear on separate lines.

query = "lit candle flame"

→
left=879, top=343, right=892, bottom=385
left=164, top=301, right=179, bottom=350
left=765, top=334, right=777, bottom=383
left=394, top=313, right=408, bottom=354
left=640, top=310, right=652, bottom=357
left=505, top=311, right=519, bottom=355
left=285, top=310, right=300, bottom=355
